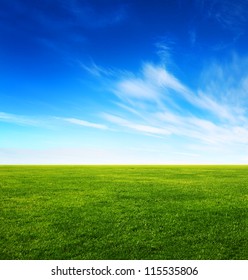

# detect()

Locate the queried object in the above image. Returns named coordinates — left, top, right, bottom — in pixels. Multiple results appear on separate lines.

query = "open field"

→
left=0, top=165, right=247, bottom=260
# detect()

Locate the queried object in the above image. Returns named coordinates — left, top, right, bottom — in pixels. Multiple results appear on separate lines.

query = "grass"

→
left=0, top=165, right=247, bottom=260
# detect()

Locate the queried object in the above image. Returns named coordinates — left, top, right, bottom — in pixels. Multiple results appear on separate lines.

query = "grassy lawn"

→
left=0, top=165, right=247, bottom=260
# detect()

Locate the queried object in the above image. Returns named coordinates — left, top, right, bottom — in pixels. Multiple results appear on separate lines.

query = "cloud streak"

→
left=0, top=112, right=108, bottom=131
left=63, top=117, right=108, bottom=130
left=88, top=54, right=248, bottom=153
left=103, top=113, right=170, bottom=136
left=209, top=0, right=248, bottom=32
left=0, top=112, right=41, bottom=126
left=2, top=53, right=248, bottom=163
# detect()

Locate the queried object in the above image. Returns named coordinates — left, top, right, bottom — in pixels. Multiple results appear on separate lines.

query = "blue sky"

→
left=1, top=0, right=248, bottom=164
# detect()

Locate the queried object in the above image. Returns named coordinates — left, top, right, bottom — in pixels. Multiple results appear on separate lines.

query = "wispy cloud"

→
left=0, top=112, right=41, bottom=126
left=80, top=62, right=114, bottom=77
left=80, top=60, right=131, bottom=79
left=85, top=53, right=248, bottom=153
left=154, top=39, right=174, bottom=64
left=79, top=60, right=129, bottom=78
left=143, top=64, right=189, bottom=94
left=189, top=28, right=196, bottom=46
left=0, top=112, right=108, bottom=131
left=217, top=1, right=248, bottom=30
left=206, top=0, right=248, bottom=33
left=62, top=0, right=128, bottom=29
left=103, top=113, right=170, bottom=136
left=190, top=0, right=248, bottom=51
left=113, top=63, right=190, bottom=106
left=5, top=0, right=128, bottom=64
left=62, top=117, right=108, bottom=130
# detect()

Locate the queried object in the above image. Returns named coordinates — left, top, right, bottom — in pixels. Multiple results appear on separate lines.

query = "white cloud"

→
left=113, top=63, right=194, bottom=113
left=143, top=64, right=189, bottom=94
left=98, top=54, right=248, bottom=153
left=209, top=0, right=248, bottom=32
left=0, top=112, right=43, bottom=126
left=63, top=117, right=108, bottom=130
left=80, top=61, right=116, bottom=77
left=115, top=78, right=158, bottom=101
left=193, top=91, right=236, bottom=122
left=0, top=112, right=108, bottom=132
left=154, top=40, right=174, bottom=64
left=103, top=113, right=171, bottom=136
left=4, top=52, right=248, bottom=163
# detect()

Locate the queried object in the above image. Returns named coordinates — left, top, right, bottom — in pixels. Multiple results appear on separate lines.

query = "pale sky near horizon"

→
left=1, top=0, right=248, bottom=164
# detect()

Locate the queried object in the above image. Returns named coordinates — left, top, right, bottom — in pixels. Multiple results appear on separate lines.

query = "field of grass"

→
left=0, top=165, right=247, bottom=260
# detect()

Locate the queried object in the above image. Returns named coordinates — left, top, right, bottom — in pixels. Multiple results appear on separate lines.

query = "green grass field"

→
left=0, top=165, right=247, bottom=260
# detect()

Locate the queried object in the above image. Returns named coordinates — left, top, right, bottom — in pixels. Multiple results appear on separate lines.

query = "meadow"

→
left=0, top=165, right=247, bottom=260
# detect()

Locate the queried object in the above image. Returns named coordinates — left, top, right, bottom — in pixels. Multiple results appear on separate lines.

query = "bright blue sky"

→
left=1, top=0, right=248, bottom=164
